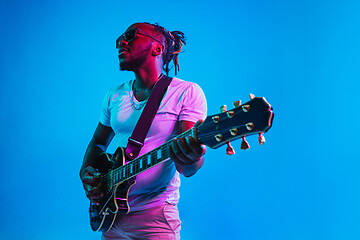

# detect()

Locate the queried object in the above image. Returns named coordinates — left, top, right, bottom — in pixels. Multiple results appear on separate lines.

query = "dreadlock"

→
left=144, top=22, right=186, bottom=76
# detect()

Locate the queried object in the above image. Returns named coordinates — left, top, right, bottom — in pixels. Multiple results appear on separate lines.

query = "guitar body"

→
left=89, top=147, right=136, bottom=232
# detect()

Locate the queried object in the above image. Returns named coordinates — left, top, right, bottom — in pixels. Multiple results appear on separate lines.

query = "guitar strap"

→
left=125, top=74, right=172, bottom=160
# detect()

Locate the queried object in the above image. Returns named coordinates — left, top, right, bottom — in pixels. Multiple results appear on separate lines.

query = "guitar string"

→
left=99, top=103, right=271, bottom=188
left=100, top=103, right=266, bottom=184
left=102, top=130, right=187, bottom=180
left=102, top=151, right=169, bottom=189
left=105, top=111, right=248, bottom=182
left=104, top=154, right=171, bottom=189
left=101, top=136, right=203, bottom=189
left=101, top=129, right=191, bottom=183
left=101, top=125, right=202, bottom=182
left=101, top=123, right=252, bottom=188
left=103, top=135, right=253, bottom=190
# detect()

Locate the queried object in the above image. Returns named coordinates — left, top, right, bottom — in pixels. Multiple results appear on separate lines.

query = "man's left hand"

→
left=169, top=120, right=206, bottom=177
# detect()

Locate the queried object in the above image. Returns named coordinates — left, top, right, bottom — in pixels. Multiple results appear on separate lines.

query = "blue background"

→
left=1, top=0, right=359, bottom=239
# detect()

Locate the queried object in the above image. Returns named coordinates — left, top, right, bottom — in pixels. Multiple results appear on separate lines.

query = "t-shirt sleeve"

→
left=179, top=83, right=207, bottom=122
left=99, top=90, right=111, bottom=127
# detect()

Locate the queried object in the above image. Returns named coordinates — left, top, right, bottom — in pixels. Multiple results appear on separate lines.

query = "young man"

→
left=80, top=22, right=207, bottom=239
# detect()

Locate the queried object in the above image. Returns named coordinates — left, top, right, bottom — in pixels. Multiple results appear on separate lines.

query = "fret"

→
left=108, top=128, right=193, bottom=188
left=119, top=169, right=123, bottom=183
left=135, top=160, right=139, bottom=173
left=126, top=165, right=130, bottom=178
left=110, top=170, right=114, bottom=186
left=162, top=143, right=169, bottom=160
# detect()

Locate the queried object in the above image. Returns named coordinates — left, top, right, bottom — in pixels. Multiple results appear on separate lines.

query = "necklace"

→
left=130, top=80, right=147, bottom=110
left=130, top=74, right=163, bottom=110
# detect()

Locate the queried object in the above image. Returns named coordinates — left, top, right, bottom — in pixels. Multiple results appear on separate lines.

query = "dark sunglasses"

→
left=116, top=28, right=164, bottom=48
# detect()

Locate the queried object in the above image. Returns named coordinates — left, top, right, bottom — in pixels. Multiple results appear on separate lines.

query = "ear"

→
left=152, top=43, right=163, bottom=56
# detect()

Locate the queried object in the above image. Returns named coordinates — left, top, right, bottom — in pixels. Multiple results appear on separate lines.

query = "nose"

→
left=116, top=36, right=128, bottom=49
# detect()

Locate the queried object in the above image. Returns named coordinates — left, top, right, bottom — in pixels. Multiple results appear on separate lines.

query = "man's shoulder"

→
left=170, top=77, right=191, bottom=85
left=108, top=80, right=132, bottom=95
left=169, top=77, right=202, bottom=91
left=165, top=77, right=206, bottom=107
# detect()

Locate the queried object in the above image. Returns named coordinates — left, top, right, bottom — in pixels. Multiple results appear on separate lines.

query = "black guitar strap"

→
left=125, top=74, right=172, bottom=160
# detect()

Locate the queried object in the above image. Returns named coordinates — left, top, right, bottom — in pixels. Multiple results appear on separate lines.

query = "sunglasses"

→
left=116, top=28, right=164, bottom=48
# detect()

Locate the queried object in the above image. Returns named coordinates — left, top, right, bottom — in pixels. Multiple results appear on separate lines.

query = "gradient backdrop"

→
left=1, top=0, right=360, bottom=239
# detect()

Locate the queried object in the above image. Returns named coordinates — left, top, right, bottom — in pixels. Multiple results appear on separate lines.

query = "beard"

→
left=119, top=44, right=152, bottom=72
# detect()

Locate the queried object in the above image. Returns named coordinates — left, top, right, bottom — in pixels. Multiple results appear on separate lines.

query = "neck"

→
left=134, top=67, right=163, bottom=89
left=133, top=67, right=163, bottom=101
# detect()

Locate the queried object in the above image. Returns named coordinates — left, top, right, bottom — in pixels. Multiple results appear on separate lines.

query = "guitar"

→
left=89, top=96, right=274, bottom=232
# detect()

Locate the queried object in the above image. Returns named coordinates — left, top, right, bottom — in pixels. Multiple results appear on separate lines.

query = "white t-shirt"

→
left=100, top=77, right=207, bottom=211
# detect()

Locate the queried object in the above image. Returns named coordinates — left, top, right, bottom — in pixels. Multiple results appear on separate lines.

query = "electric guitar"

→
left=89, top=95, right=274, bottom=232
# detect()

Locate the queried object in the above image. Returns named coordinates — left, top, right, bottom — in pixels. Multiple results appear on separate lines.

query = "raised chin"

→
left=119, top=59, right=133, bottom=71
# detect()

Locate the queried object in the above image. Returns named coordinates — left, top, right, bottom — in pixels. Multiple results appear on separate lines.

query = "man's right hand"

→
left=81, top=166, right=104, bottom=205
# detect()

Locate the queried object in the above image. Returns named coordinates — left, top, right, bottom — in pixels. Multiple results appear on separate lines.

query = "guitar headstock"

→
left=196, top=95, right=274, bottom=153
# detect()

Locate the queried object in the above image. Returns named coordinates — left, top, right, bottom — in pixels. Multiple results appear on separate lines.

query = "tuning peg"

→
left=241, top=136, right=250, bottom=150
left=233, top=100, right=241, bottom=108
left=258, top=133, right=266, bottom=145
left=242, top=105, right=250, bottom=112
left=220, top=105, right=227, bottom=113
left=249, top=93, right=255, bottom=99
left=246, top=122, right=254, bottom=131
left=226, top=141, right=235, bottom=155
left=227, top=111, right=235, bottom=118
left=212, top=116, right=220, bottom=123
left=230, top=128, right=238, bottom=136
left=215, top=134, right=223, bottom=142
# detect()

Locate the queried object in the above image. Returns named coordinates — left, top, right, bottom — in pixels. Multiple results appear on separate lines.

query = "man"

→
left=80, top=22, right=207, bottom=239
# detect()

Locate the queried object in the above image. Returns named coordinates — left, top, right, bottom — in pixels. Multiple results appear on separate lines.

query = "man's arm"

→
left=80, top=122, right=114, bottom=205
left=169, top=120, right=206, bottom=177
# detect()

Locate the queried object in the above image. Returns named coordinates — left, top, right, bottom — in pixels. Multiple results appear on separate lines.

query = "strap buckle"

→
left=126, top=138, right=144, bottom=159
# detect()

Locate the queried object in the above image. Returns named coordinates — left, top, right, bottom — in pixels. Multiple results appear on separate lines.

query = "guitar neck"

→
left=103, top=97, right=274, bottom=190
left=105, top=128, right=193, bottom=190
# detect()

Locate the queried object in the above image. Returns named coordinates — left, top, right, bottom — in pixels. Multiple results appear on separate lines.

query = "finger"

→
left=83, top=185, right=93, bottom=195
left=177, top=137, right=195, bottom=159
left=174, top=138, right=192, bottom=163
left=90, top=199, right=100, bottom=205
left=88, top=192, right=102, bottom=205
left=82, top=175, right=101, bottom=185
left=169, top=138, right=186, bottom=165
left=86, top=182, right=104, bottom=198
left=174, top=138, right=200, bottom=165
left=85, top=166, right=101, bottom=177
left=194, top=119, right=204, bottom=128
left=186, top=136, right=206, bottom=157
left=87, top=188, right=104, bottom=199
left=177, top=137, right=205, bottom=163
left=83, top=183, right=91, bottom=192
left=88, top=191, right=103, bottom=200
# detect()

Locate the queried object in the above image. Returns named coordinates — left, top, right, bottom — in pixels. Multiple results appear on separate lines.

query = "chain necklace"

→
left=130, top=80, right=147, bottom=110
left=130, top=74, right=163, bottom=111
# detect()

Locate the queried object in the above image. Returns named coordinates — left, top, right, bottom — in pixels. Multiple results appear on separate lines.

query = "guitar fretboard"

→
left=104, top=128, right=193, bottom=190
